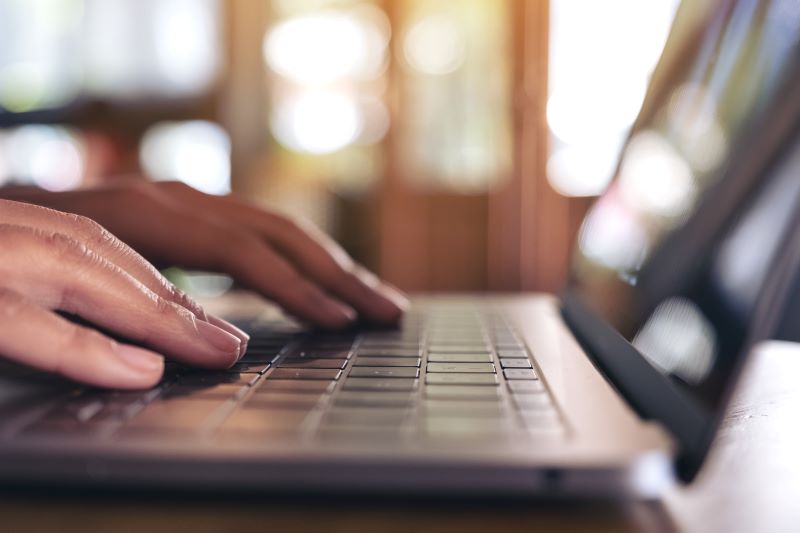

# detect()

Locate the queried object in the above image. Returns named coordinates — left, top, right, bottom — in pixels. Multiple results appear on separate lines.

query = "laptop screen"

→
left=568, top=0, right=800, bottom=414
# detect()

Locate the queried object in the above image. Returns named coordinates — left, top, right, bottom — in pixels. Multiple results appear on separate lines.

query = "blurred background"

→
left=0, top=0, right=679, bottom=294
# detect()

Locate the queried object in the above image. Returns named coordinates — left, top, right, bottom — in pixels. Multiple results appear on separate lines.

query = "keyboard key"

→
left=424, top=416, right=510, bottom=438
left=257, top=380, right=335, bottom=394
left=124, top=398, right=230, bottom=430
left=507, top=380, right=545, bottom=394
left=298, top=341, right=354, bottom=351
left=503, top=368, right=538, bottom=380
left=360, top=333, right=420, bottom=344
left=348, top=367, right=420, bottom=379
left=163, top=383, right=248, bottom=400
left=226, top=362, right=271, bottom=373
left=334, top=391, right=414, bottom=407
left=497, top=350, right=528, bottom=359
left=425, top=374, right=498, bottom=386
left=427, top=345, right=490, bottom=353
left=278, top=358, right=348, bottom=370
left=246, top=391, right=325, bottom=409
left=356, top=348, right=421, bottom=358
left=303, top=332, right=357, bottom=343
left=343, top=378, right=419, bottom=392
left=94, top=389, right=160, bottom=415
left=423, top=400, right=506, bottom=417
left=177, top=373, right=259, bottom=387
left=426, top=362, right=496, bottom=373
left=245, top=342, right=288, bottom=351
left=353, top=357, right=421, bottom=367
left=246, top=340, right=295, bottom=351
left=358, top=340, right=420, bottom=350
left=268, top=368, right=342, bottom=380
left=238, top=351, right=282, bottom=364
left=42, top=397, right=105, bottom=424
left=424, top=385, right=501, bottom=400
left=290, top=350, right=352, bottom=360
left=499, top=358, right=531, bottom=369
left=220, top=408, right=310, bottom=435
left=316, top=425, right=408, bottom=444
left=427, top=353, right=493, bottom=363
left=325, top=407, right=410, bottom=426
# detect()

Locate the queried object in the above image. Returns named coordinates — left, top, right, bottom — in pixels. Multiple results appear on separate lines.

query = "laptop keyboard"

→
left=6, top=302, right=566, bottom=447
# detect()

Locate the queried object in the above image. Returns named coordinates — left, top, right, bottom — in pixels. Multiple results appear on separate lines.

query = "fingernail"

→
left=325, top=299, right=357, bottom=327
left=208, top=315, right=249, bottom=357
left=380, top=284, right=410, bottom=311
left=197, top=320, right=242, bottom=355
left=116, top=345, right=164, bottom=373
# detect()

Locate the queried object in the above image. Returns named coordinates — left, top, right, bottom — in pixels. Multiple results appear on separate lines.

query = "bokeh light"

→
left=140, top=121, right=231, bottom=195
left=153, top=0, right=221, bottom=93
left=0, top=0, right=83, bottom=112
left=82, top=0, right=221, bottom=97
left=271, top=91, right=362, bottom=154
left=402, top=14, right=466, bottom=76
left=547, top=0, right=680, bottom=197
left=578, top=193, right=650, bottom=272
left=617, top=131, right=696, bottom=218
left=666, top=83, right=728, bottom=173
left=4, top=125, right=84, bottom=191
left=355, top=95, right=390, bottom=145
left=264, top=5, right=390, bottom=157
left=264, top=10, right=387, bottom=85
left=547, top=140, right=625, bottom=197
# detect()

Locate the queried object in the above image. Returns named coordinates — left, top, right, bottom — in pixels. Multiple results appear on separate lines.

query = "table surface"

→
left=1, top=342, right=799, bottom=533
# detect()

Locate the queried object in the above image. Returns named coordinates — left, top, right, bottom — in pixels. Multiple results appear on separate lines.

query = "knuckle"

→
left=217, top=230, right=260, bottom=264
left=66, top=213, right=102, bottom=234
left=51, top=326, right=116, bottom=376
left=44, top=231, right=93, bottom=264
left=55, top=326, right=115, bottom=373
left=169, top=285, right=205, bottom=318
left=68, top=213, right=118, bottom=247
left=154, top=295, right=194, bottom=323
left=65, top=326, right=106, bottom=351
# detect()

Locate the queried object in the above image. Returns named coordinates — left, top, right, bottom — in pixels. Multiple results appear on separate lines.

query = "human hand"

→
left=3, top=180, right=407, bottom=329
left=0, top=199, right=248, bottom=389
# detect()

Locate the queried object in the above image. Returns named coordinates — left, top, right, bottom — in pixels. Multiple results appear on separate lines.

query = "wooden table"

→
left=1, top=342, right=798, bottom=533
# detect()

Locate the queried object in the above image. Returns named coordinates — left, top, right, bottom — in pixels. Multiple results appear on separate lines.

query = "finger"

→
left=0, top=199, right=207, bottom=318
left=0, top=199, right=250, bottom=348
left=0, top=288, right=163, bottom=389
left=84, top=191, right=359, bottom=329
left=207, top=314, right=248, bottom=354
left=156, top=184, right=408, bottom=324
left=255, top=216, right=408, bottom=324
left=0, top=224, right=242, bottom=368
left=213, top=231, right=357, bottom=329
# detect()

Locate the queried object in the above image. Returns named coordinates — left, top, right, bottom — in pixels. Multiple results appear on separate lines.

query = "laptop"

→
left=1, top=0, right=799, bottom=497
